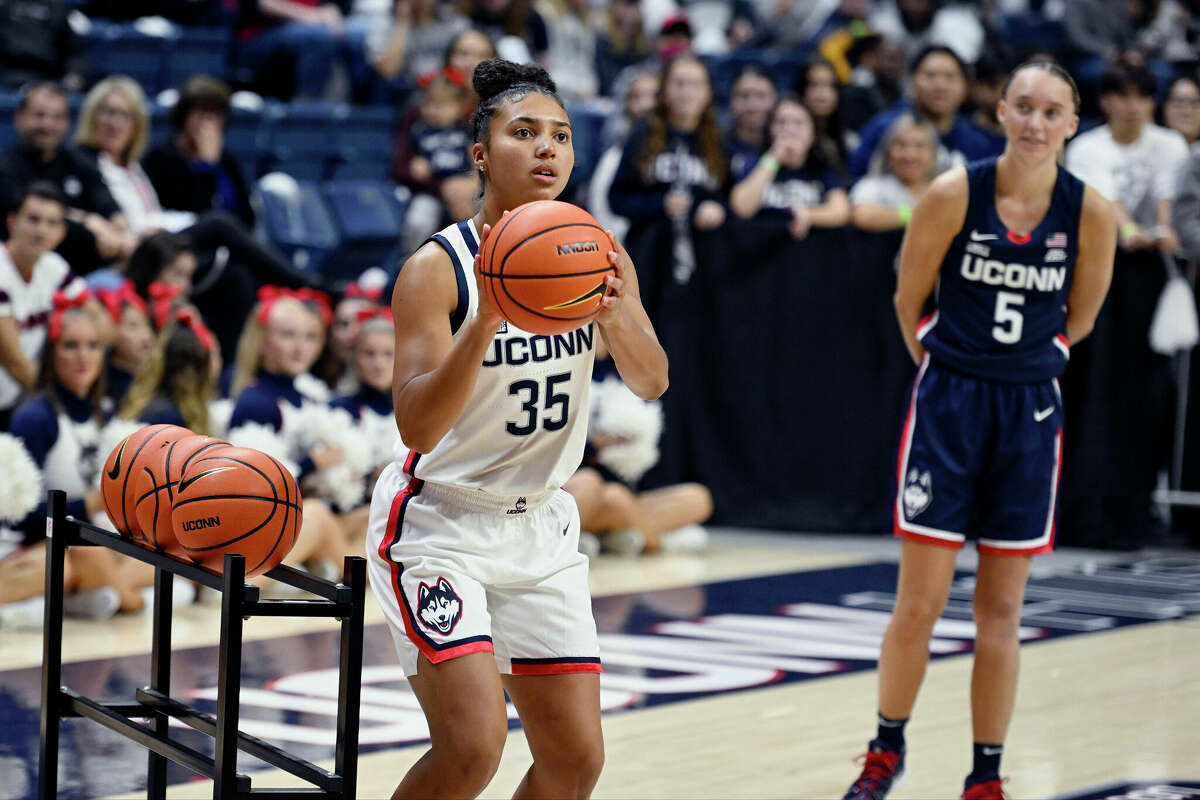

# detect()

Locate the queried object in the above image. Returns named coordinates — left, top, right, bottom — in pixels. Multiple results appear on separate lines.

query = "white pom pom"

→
left=589, top=376, right=663, bottom=483
left=208, top=398, right=234, bottom=439
left=226, top=423, right=301, bottom=479
left=1150, top=272, right=1200, bottom=355
left=358, top=408, right=399, bottom=469
left=0, top=434, right=43, bottom=522
left=293, top=374, right=332, bottom=403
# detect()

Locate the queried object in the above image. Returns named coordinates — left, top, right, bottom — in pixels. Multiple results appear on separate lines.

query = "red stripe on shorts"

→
left=511, top=662, right=604, bottom=676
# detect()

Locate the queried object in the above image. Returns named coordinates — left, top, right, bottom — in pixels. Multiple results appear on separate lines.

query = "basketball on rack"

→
left=132, top=435, right=229, bottom=557
left=101, top=424, right=193, bottom=540
left=170, top=446, right=303, bottom=577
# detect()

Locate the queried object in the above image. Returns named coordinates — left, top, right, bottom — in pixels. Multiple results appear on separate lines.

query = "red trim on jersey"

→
left=1006, top=230, right=1032, bottom=244
left=1055, top=334, right=1070, bottom=351
left=510, top=662, right=604, bottom=676
left=379, top=476, right=496, bottom=665
left=403, top=449, right=420, bottom=475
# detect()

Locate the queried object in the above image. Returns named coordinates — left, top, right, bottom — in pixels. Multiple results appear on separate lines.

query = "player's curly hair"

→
left=471, top=58, right=564, bottom=144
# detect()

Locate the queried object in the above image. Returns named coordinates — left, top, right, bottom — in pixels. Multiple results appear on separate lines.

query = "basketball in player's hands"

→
left=170, top=446, right=302, bottom=577
left=477, top=200, right=615, bottom=335
left=101, top=424, right=193, bottom=539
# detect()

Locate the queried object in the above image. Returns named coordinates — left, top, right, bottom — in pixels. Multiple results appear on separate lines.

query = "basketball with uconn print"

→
left=478, top=200, right=615, bottom=335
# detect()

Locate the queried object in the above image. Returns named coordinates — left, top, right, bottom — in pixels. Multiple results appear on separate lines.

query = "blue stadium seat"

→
left=163, top=27, right=232, bottom=90
left=262, top=101, right=343, bottom=178
left=565, top=103, right=607, bottom=187
left=335, top=104, right=396, bottom=165
left=319, top=179, right=406, bottom=280
left=253, top=175, right=341, bottom=273
left=82, top=23, right=168, bottom=96
left=148, top=104, right=171, bottom=148
left=330, top=160, right=387, bottom=180
left=225, top=106, right=265, bottom=180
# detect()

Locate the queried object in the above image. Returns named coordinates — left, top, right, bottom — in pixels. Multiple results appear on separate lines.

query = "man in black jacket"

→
left=0, top=82, right=135, bottom=273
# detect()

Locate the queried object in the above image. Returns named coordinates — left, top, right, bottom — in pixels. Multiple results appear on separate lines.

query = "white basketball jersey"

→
left=400, top=219, right=596, bottom=495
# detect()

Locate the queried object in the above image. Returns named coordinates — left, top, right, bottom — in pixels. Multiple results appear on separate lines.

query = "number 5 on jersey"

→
left=992, top=291, right=1025, bottom=344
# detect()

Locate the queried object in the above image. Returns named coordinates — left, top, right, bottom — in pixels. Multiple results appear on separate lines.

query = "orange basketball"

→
left=478, top=200, right=615, bottom=335
left=101, top=424, right=192, bottom=539
left=133, top=435, right=229, bottom=557
left=170, top=446, right=303, bottom=577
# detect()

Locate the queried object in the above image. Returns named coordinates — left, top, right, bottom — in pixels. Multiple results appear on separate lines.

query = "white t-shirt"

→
left=0, top=247, right=87, bottom=411
left=850, top=173, right=919, bottom=209
left=97, top=152, right=195, bottom=236
left=1065, top=123, right=1190, bottom=228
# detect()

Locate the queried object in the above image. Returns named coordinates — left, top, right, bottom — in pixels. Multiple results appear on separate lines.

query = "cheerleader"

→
left=227, top=286, right=359, bottom=572
left=0, top=296, right=146, bottom=625
left=95, top=280, right=154, bottom=409
left=119, top=308, right=219, bottom=431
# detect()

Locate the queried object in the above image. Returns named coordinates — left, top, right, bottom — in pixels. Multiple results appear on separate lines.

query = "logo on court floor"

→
left=417, top=577, right=463, bottom=635
left=903, top=469, right=933, bottom=518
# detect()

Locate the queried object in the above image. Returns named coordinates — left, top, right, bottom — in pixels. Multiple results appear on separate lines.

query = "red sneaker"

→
left=842, top=740, right=905, bottom=800
left=962, top=778, right=1009, bottom=799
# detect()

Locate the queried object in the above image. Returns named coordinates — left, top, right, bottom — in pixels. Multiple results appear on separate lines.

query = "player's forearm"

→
left=394, top=318, right=498, bottom=452
left=600, top=308, right=668, bottom=401
left=894, top=295, right=926, bottom=366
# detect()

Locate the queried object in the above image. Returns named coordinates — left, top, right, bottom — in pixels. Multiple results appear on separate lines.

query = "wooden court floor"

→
left=2, top=531, right=1197, bottom=800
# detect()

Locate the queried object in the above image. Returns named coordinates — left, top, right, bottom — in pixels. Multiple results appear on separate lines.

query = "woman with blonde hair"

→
left=119, top=308, right=219, bottom=432
left=850, top=112, right=940, bottom=232
left=227, top=288, right=367, bottom=571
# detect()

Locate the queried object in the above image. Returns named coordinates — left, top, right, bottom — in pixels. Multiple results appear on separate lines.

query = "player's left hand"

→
left=597, top=229, right=631, bottom=327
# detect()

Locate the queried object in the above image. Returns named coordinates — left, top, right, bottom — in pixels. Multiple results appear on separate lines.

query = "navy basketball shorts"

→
left=893, top=357, right=1063, bottom=555
left=365, top=462, right=602, bottom=677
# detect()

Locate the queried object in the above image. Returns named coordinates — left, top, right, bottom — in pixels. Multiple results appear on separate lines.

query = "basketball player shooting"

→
left=364, top=58, right=668, bottom=800
left=842, top=62, right=1116, bottom=800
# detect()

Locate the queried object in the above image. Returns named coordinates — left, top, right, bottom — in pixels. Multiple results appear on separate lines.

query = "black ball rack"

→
left=37, top=490, right=366, bottom=799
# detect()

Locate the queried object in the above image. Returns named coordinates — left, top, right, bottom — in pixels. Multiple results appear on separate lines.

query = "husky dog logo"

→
left=507, top=496, right=527, bottom=515
left=903, top=469, right=933, bottom=519
left=417, top=577, right=463, bottom=635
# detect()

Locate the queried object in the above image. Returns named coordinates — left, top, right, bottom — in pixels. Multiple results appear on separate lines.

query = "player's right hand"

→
left=473, top=212, right=507, bottom=330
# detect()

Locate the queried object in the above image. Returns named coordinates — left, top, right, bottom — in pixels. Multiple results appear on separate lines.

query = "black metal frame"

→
left=37, top=490, right=366, bottom=799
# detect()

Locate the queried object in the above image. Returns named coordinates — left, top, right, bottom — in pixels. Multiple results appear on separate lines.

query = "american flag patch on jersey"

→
left=1045, top=232, right=1068, bottom=248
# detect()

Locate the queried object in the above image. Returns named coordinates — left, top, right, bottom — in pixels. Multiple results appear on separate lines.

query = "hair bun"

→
left=472, top=58, right=557, bottom=103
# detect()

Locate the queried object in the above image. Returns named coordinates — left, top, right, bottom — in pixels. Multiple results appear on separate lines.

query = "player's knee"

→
left=973, top=594, right=1023, bottom=637
left=537, top=736, right=605, bottom=792
left=890, top=597, right=943, bottom=636
left=435, top=726, right=506, bottom=788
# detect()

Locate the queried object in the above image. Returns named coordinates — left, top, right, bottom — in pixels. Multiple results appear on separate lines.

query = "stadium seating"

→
left=319, top=179, right=407, bottom=281
left=252, top=174, right=341, bottom=274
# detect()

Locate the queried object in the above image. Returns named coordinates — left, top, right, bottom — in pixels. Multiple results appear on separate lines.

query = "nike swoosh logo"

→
left=543, top=281, right=607, bottom=310
left=107, top=438, right=127, bottom=480
left=562, top=524, right=570, bottom=536
left=177, top=466, right=236, bottom=493
left=1034, top=406, right=1055, bottom=422
left=981, top=746, right=1003, bottom=756
left=970, top=230, right=998, bottom=241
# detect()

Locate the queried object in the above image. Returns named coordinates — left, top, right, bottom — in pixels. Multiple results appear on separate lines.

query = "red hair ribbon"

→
left=95, top=280, right=148, bottom=324
left=256, top=285, right=333, bottom=327
left=417, top=65, right=468, bottom=90
left=343, top=283, right=383, bottom=302
left=47, top=289, right=93, bottom=342
left=148, top=281, right=185, bottom=331
left=354, top=306, right=393, bottom=324
left=174, top=308, right=215, bottom=353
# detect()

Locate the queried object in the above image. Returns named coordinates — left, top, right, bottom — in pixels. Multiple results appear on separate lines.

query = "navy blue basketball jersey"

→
left=918, top=158, right=1084, bottom=382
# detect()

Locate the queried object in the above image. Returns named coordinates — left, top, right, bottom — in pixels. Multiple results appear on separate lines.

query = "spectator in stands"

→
left=119, top=308, right=218, bottom=431
left=840, top=33, right=906, bottom=133
left=0, top=298, right=147, bottom=623
left=124, top=233, right=194, bottom=300
left=1066, top=61, right=1190, bottom=254
left=459, top=0, right=549, bottom=65
left=235, top=0, right=345, bottom=100
left=1161, top=74, right=1200, bottom=146
left=1062, top=0, right=1181, bottom=105
left=0, top=183, right=111, bottom=430
left=0, top=82, right=136, bottom=275
left=391, top=67, right=477, bottom=255
left=725, top=65, right=778, bottom=184
left=444, top=27, right=498, bottom=95
left=329, top=280, right=384, bottom=393
left=543, top=0, right=599, bottom=102
left=729, top=95, right=850, bottom=236
left=590, top=69, right=659, bottom=241
left=967, top=53, right=1009, bottom=151
left=94, top=280, right=153, bottom=409
left=143, top=76, right=255, bottom=230
left=0, top=0, right=84, bottom=90
left=331, top=309, right=392, bottom=422
left=849, top=112, right=938, bottom=231
left=849, top=45, right=998, bottom=179
left=867, top=0, right=985, bottom=65
left=1174, top=141, right=1200, bottom=262
left=372, top=0, right=470, bottom=87
left=77, top=76, right=323, bottom=323
left=798, top=57, right=858, bottom=181
left=594, top=0, right=651, bottom=98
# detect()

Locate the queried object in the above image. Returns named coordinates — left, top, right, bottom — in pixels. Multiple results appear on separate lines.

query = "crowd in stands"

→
left=1, top=0, right=1199, bottom=626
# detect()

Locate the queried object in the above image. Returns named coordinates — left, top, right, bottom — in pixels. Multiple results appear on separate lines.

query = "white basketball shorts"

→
left=365, top=461, right=602, bottom=677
